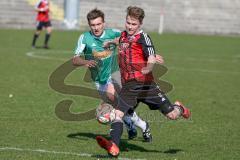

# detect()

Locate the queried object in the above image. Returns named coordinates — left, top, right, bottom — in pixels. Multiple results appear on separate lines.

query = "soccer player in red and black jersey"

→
left=96, top=6, right=191, bottom=157
left=31, top=0, right=52, bottom=49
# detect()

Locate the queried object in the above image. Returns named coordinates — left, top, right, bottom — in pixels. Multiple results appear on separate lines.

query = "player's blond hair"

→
left=126, top=6, right=145, bottom=24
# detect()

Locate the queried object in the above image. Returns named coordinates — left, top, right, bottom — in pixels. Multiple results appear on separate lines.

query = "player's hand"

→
left=103, top=38, right=119, bottom=49
left=85, top=60, right=97, bottom=68
left=156, top=54, right=164, bottom=64
left=141, top=67, right=152, bottom=75
left=103, top=41, right=112, bottom=49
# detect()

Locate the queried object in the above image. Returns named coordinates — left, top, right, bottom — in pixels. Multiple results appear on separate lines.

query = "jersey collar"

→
left=91, top=30, right=106, bottom=39
left=127, top=29, right=143, bottom=39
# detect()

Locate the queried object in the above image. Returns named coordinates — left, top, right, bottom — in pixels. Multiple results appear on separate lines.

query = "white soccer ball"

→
left=96, top=103, right=116, bottom=124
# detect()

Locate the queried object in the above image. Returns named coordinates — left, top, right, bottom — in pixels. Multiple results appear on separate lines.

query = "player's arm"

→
left=103, top=37, right=120, bottom=49
left=142, top=54, right=164, bottom=74
left=72, top=34, right=97, bottom=68
left=72, top=56, right=97, bottom=68
left=142, top=55, right=156, bottom=74
left=140, top=33, right=157, bottom=74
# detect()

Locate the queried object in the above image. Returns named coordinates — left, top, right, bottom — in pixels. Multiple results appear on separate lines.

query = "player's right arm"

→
left=72, top=56, right=97, bottom=68
left=72, top=34, right=97, bottom=68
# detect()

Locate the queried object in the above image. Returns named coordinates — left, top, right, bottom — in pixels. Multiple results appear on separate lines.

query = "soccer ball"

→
left=96, top=102, right=116, bottom=124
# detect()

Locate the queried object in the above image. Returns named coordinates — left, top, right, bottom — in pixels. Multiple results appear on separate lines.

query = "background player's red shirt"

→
left=36, top=0, right=50, bottom=22
left=118, top=30, right=156, bottom=84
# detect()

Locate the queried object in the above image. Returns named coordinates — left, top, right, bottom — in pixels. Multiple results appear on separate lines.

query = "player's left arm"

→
left=142, top=55, right=156, bottom=74
left=103, top=37, right=120, bottom=47
left=140, top=33, right=157, bottom=74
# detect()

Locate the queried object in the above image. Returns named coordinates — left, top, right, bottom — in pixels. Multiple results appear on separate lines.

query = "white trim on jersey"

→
left=74, top=34, right=86, bottom=56
left=142, top=32, right=155, bottom=55
left=111, top=28, right=121, bottom=34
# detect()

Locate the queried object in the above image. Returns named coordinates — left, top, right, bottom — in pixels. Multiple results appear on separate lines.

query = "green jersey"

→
left=74, top=29, right=120, bottom=84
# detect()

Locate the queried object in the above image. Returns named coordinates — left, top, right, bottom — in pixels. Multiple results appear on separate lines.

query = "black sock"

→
left=110, top=121, right=123, bottom=146
left=32, top=34, right=39, bottom=46
left=44, top=33, right=51, bottom=46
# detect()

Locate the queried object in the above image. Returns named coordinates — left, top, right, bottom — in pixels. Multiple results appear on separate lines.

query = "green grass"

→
left=0, top=28, right=240, bottom=160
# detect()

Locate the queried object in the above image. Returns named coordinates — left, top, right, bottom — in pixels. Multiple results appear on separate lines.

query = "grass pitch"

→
left=0, top=29, right=239, bottom=160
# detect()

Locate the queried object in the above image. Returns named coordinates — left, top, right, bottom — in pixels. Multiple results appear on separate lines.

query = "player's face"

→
left=125, top=16, right=142, bottom=36
left=89, top=17, right=105, bottom=37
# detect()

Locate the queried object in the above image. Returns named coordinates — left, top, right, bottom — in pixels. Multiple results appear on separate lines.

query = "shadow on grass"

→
left=163, top=149, right=183, bottom=154
left=67, top=132, right=183, bottom=155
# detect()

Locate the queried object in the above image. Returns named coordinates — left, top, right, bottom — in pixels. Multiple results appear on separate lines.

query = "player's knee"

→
left=115, top=109, right=124, bottom=121
left=106, top=93, right=115, bottom=102
left=47, top=27, right=52, bottom=33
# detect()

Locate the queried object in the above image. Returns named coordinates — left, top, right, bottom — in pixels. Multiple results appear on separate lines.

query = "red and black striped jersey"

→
left=35, top=0, right=50, bottom=22
left=118, top=30, right=156, bottom=84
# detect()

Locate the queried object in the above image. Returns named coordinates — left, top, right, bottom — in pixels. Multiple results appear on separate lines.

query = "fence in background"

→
left=0, top=0, right=239, bottom=35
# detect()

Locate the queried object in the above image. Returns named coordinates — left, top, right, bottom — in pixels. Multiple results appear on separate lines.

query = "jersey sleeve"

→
left=111, top=28, right=121, bottom=38
left=140, top=32, right=156, bottom=58
left=74, top=34, right=86, bottom=56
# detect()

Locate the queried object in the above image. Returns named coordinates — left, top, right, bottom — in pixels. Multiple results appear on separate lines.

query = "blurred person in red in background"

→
left=31, top=0, right=52, bottom=49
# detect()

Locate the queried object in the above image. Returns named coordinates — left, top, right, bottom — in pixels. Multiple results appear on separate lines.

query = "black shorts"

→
left=117, top=80, right=174, bottom=115
left=36, top=21, right=52, bottom=30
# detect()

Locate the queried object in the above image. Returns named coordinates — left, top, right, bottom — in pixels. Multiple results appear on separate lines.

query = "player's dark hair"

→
left=87, top=8, right=105, bottom=23
left=126, top=6, right=145, bottom=24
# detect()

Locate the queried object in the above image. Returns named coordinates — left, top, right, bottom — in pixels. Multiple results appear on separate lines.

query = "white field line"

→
left=26, top=50, right=69, bottom=61
left=25, top=50, right=240, bottom=75
left=0, top=146, right=146, bottom=160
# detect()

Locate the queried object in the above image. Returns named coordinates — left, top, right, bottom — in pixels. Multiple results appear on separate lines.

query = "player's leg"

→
left=122, top=111, right=137, bottom=140
left=128, top=110, right=152, bottom=142
left=105, top=81, right=115, bottom=102
left=111, top=72, right=141, bottom=139
left=32, top=21, right=42, bottom=48
left=96, top=80, right=138, bottom=141
left=154, top=93, right=190, bottom=120
left=43, top=21, right=52, bottom=49
left=96, top=82, right=137, bottom=156
left=96, top=109, right=124, bottom=157
left=141, top=82, right=190, bottom=120
left=104, top=80, right=138, bottom=139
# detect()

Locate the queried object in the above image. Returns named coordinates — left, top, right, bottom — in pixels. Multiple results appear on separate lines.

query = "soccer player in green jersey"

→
left=72, top=8, right=152, bottom=141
